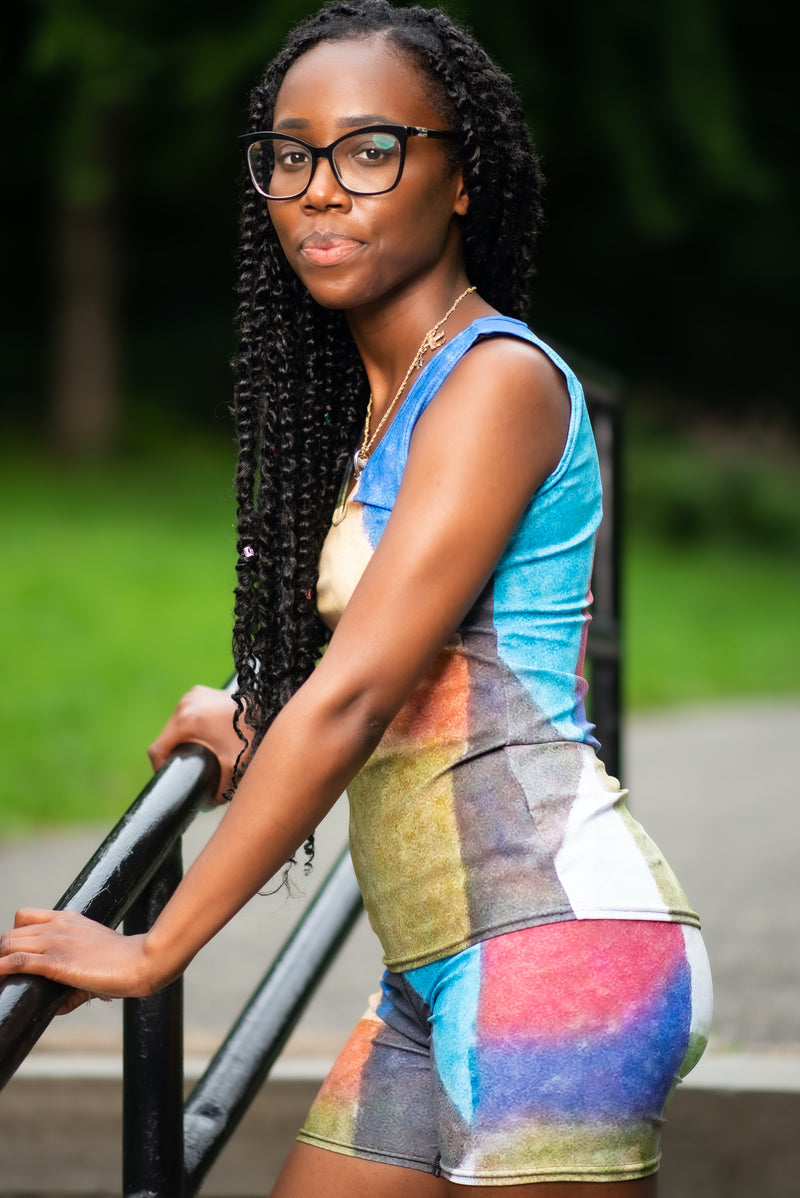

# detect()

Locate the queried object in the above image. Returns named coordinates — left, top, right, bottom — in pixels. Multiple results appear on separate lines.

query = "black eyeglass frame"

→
left=238, top=124, right=457, bottom=200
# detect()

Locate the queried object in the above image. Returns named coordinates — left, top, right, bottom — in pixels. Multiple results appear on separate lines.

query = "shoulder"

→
left=451, top=330, right=569, bottom=410
left=414, top=329, right=571, bottom=480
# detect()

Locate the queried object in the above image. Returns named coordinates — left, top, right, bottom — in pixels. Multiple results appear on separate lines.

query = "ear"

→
left=452, top=168, right=469, bottom=216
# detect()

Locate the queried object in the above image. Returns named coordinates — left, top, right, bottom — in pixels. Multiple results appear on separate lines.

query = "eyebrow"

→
left=274, top=113, right=397, bottom=131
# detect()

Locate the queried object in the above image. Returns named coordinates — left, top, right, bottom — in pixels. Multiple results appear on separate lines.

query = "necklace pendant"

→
left=353, top=448, right=368, bottom=479
left=419, top=328, right=447, bottom=358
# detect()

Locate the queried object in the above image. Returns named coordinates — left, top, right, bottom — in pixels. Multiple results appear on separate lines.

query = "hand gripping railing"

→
left=0, top=743, right=363, bottom=1197
left=0, top=744, right=220, bottom=1091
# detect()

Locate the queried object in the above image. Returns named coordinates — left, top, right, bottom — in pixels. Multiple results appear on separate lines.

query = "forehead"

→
left=274, top=35, right=439, bottom=127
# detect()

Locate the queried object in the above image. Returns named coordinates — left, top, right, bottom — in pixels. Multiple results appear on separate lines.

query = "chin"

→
left=302, top=276, right=380, bottom=313
left=305, top=287, right=355, bottom=312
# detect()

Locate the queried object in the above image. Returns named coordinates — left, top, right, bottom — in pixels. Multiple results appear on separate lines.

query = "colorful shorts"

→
left=298, top=920, right=713, bottom=1186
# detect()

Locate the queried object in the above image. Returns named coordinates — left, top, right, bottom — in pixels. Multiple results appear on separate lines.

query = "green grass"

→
left=625, top=538, right=800, bottom=708
left=0, top=445, right=236, bottom=834
left=623, top=421, right=800, bottom=706
left=1, top=435, right=798, bottom=832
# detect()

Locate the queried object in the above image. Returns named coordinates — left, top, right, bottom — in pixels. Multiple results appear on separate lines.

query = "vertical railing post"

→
left=123, top=843, right=185, bottom=1198
left=584, top=382, right=623, bottom=782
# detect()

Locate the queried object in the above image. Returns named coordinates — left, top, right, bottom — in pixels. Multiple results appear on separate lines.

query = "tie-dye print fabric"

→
left=298, top=920, right=713, bottom=1184
left=316, top=316, right=699, bottom=971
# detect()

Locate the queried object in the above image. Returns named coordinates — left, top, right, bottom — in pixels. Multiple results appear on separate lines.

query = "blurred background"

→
left=1, top=0, right=798, bottom=832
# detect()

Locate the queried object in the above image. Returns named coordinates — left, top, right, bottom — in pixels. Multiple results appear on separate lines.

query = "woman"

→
left=0, top=2, right=712, bottom=1193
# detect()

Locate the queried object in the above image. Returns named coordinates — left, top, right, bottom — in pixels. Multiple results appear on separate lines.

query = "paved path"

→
left=1, top=699, right=798, bottom=1073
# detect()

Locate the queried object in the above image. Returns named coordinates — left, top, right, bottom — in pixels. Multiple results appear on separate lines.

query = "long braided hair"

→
left=230, top=1, right=544, bottom=863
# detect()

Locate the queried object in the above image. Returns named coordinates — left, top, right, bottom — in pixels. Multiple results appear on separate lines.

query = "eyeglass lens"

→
left=248, top=130, right=403, bottom=198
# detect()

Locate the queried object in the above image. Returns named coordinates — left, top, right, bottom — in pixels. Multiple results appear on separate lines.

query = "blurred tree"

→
left=456, top=0, right=795, bottom=417
left=2, top=0, right=797, bottom=446
left=16, top=0, right=316, bottom=457
left=25, top=0, right=155, bottom=455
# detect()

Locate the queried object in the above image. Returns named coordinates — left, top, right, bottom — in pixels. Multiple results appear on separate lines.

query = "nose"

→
left=302, top=152, right=350, bottom=210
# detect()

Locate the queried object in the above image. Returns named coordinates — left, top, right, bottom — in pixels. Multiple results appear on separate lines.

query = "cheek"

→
left=380, top=174, right=459, bottom=247
left=390, top=190, right=458, bottom=266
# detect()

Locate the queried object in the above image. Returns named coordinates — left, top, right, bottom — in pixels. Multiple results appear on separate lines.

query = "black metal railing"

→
left=0, top=372, right=621, bottom=1196
left=0, top=745, right=220, bottom=1091
left=583, top=377, right=623, bottom=781
left=0, top=745, right=363, bottom=1198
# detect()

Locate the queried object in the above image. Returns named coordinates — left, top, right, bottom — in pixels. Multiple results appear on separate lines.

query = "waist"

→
left=347, top=740, right=699, bottom=971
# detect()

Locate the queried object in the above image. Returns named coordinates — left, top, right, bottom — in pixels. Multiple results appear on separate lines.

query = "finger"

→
left=0, top=926, right=52, bottom=955
left=57, top=989, right=111, bottom=1015
left=148, top=709, right=193, bottom=772
left=58, top=990, right=91, bottom=1015
left=13, top=908, right=59, bottom=928
left=148, top=728, right=174, bottom=771
left=148, top=695, right=192, bottom=771
left=0, top=949, right=51, bottom=978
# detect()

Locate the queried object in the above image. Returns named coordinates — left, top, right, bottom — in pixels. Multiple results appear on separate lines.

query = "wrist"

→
left=138, top=928, right=188, bottom=995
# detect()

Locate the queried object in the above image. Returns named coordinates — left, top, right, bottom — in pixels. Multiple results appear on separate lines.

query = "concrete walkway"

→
left=1, top=698, right=798, bottom=1072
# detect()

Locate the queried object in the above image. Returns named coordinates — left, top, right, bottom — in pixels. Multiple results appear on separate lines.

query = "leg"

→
left=274, top=924, right=700, bottom=1195
left=272, top=1141, right=445, bottom=1197
left=404, top=923, right=706, bottom=1190
left=272, top=1143, right=657, bottom=1197
left=271, top=1140, right=651, bottom=1198
left=445, top=1179, right=657, bottom=1197
left=279, top=981, right=444, bottom=1194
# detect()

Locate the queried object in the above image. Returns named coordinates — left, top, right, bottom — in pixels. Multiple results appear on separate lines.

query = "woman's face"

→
left=266, top=35, right=468, bottom=312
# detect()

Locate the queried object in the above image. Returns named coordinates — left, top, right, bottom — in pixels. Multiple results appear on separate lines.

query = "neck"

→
left=349, top=278, right=486, bottom=477
left=347, top=260, right=476, bottom=382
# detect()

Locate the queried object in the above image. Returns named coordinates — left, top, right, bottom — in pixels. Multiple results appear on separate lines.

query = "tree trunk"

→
left=49, top=200, right=119, bottom=457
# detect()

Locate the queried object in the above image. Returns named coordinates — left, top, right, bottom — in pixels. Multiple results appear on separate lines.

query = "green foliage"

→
left=3, top=0, right=797, bottom=437
left=626, top=426, right=800, bottom=552
left=461, top=0, right=797, bottom=412
left=20, top=0, right=322, bottom=206
left=26, top=0, right=159, bottom=205
left=464, top=0, right=777, bottom=235
left=623, top=419, right=800, bottom=706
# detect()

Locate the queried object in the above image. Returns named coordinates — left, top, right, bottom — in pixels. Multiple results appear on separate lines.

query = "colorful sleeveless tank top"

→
left=317, top=315, right=699, bottom=971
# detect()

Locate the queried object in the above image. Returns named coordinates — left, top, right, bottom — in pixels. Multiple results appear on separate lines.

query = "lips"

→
left=299, top=231, right=364, bottom=266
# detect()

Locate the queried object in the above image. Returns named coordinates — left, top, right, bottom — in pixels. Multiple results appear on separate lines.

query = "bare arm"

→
left=0, top=339, right=568, bottom=998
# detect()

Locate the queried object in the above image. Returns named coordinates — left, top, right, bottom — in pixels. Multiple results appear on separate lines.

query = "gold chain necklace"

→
left=352, top=285, right=476, bottom=479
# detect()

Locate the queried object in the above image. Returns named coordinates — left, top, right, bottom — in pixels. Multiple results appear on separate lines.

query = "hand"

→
left=0, top=908, right=164, bottom=1014
left=148, top=685, right=247, bottom=803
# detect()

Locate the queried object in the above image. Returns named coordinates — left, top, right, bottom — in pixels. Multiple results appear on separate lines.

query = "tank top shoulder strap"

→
left=354, top=315, right=585, bottom=508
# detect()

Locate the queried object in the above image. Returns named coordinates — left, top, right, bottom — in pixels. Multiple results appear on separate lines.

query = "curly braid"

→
left=229, top=1, right=544, bottom=866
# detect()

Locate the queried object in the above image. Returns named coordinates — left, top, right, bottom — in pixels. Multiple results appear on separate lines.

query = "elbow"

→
left=296, top=642, right=415, bottom=773
left=344, top=695, right=393, bottom=759
left=305, top=675, right=397, bottom=768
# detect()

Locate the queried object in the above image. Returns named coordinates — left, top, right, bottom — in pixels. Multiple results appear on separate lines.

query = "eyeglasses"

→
left=238, top=124, right=456, bottom=200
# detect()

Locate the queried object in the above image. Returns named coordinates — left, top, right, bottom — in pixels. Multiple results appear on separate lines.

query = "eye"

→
left=275, top=142, right=312, bottom=172
left=347, top=132, right=400, bottom=166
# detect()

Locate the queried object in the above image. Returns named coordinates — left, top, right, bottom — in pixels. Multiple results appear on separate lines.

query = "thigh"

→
left=271, top=1136, right=658, bottom=1197
left=445, top=1179, right=657, bottom=1197
left=272, top=1141, right=445, bottom=1197
left=295, top=980, right=441, bottom=1176
left=406, top=920, right=709, bottom=1187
